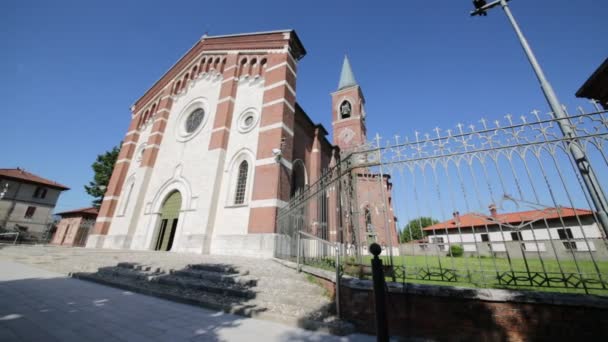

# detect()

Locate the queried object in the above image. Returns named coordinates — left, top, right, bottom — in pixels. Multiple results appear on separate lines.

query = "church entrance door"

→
left=154, top=191, right=182, bottom=251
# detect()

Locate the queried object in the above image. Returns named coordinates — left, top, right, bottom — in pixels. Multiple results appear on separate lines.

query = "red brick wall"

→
left=339, top=281, right=608, bottom=341
left=355, top=175, right=399, bottom=246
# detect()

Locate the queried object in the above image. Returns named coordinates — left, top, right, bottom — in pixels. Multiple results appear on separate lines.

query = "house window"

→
left=557, top=228, right=574, bottom=240
left=431, top=237, right=446, bottom=251
left=24, top=206, right=36, bottom=219
left=33, top=187, right=46, bottom=198
left=233, top=161, right=248, bottom=205
left=557, top=228, right=576, bottom=250
left=481, top=233, right=490, bottom=242
left=511, top=231, right=522, bottom=241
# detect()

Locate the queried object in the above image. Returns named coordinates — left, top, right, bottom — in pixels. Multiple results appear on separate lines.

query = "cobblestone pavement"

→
left=0, top=259, right=373, bottom=342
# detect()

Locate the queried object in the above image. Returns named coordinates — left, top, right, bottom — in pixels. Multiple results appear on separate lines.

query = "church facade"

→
left=87, top=30, right=398, bottom=257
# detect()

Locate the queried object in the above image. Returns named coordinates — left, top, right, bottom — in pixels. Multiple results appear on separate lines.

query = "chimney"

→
left=489, top=204, right=498, bottom=218
left=452, top=211, right=460, bottom=224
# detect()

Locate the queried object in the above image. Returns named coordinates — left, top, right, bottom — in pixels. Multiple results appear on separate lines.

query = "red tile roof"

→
left=56, top=207, right=98, bottom=217
left=422, top=207, right=594, bottom=231
left=0, top=168, right=69, bottom=190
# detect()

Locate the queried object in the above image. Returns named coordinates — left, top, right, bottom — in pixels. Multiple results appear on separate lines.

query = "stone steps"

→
left=172, top=268, right=257, bottom=287
left=98, top=265, right=255, bottom=299
left=70, top=258, right=353, bottom=335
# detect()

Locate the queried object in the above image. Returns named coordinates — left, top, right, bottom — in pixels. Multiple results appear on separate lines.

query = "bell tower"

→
left=331, top=56, right=367, bottom=151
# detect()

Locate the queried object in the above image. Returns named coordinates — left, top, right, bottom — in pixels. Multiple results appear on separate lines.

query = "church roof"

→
left=338, top=55, right=358, bottom=90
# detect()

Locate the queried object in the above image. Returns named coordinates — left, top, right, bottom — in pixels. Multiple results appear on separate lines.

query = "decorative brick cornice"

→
left=133, top=30, right=305, bottom=115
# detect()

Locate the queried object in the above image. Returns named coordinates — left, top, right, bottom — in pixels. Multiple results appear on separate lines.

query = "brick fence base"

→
left=339, top=279, right=608, bottom=341
left=272, top=258, right=608, bottom=341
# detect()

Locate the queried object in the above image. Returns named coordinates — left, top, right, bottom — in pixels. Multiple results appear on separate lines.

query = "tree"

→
left=85, top=144, right=120, bottom=208
left=399, top=217, right=439, bottom=243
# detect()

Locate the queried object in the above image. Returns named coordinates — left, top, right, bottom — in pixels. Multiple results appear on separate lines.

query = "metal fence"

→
left=277, top=102, right=608, bottom=295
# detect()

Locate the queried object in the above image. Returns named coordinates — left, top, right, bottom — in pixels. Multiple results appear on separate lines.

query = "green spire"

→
left=338, top=55, right=358, bottom=90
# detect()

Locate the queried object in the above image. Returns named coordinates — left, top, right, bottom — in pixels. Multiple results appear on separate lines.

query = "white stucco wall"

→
left=212, top=76, right=264, bottom=238
left=140, top=72, right=224, bottom=253
left=430, top=223, right=602, bottom=253
left=99, top=66, right=290, bottom=257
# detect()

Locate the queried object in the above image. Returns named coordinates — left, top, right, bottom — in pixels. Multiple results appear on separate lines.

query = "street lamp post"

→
left=470, top=0, right=608, bottom=235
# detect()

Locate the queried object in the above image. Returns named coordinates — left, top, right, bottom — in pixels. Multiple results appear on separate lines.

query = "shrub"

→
left=449, top=244, right=464, bottom=257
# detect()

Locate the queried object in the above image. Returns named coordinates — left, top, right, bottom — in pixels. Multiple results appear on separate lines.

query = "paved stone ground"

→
left=0, top=259, right=373, bottom=341
left=0, top=245, right=338, bottom=324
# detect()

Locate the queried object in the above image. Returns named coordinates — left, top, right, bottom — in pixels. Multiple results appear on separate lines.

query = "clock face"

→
left=339, top=128, right=355, bottom=144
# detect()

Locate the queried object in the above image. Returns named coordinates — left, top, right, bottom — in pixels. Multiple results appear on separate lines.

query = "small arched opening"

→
left=340, top=100, right=352, bottom=119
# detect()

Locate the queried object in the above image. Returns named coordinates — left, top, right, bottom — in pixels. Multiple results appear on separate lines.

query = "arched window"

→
left=118, top=182, right=135, bottom=216
left=364, top=207, right=372, bottom=231
left=340, top=100, right=352, bottom=119
left=234, top=161, right=248, bottom=205
left=260, top=58, right=267, bottom=76
left=291, top=160, right=307, bottom=198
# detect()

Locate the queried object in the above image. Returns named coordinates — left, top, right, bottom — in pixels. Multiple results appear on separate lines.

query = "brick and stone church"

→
left=87, top=30, right=398, bottom=257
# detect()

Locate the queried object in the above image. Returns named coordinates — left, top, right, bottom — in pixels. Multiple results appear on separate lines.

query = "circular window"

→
left=176, top=100, right=209, bottom=142
left=238, top=110, right=258, bottom=133
left=185, top=108, right=205, bottom=133
left=244, top=115, right=254, bottom=126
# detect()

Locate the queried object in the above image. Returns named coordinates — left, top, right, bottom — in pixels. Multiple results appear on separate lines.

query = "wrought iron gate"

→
left=277, top=102, right=608, bottom=295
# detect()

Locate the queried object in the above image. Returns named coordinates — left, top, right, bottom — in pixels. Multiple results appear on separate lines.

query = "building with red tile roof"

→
left=409, top=205, right=605, bottom=259
left=423, top=207, right=594, bottom=232
left=51, top=207, right=98, bottom=247
left=0, top=168, right=69, bottom=190
left=0, top=168, right=69, bottom=239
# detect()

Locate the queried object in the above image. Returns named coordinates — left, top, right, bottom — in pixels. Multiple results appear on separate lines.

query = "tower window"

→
left=234, top=161, right=248, bottom=205
left=340, top=100, right=352, bottom=119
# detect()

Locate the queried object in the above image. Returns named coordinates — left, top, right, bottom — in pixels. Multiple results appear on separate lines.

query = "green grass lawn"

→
left=298, top=252, right=608, bottom=295
left=350, top=255, right=608, bottom=296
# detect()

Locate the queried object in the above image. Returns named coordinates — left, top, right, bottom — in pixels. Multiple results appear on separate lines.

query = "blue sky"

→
left=2, top=0, right=606, bottom=213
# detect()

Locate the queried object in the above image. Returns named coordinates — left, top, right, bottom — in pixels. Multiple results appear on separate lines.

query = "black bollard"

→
left=369, top=243, right=389, bottom=342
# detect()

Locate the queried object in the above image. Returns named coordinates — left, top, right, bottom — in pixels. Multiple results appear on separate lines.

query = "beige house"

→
left=0, top=168, right=69, bottom=240
left=51, top=207, right=98, bottom=247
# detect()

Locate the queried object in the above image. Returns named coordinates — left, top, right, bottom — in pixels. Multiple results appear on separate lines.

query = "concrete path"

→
left=0, top=260, right=373, bottom=342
